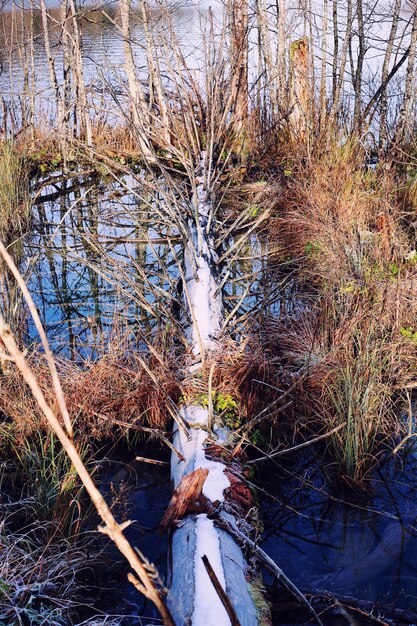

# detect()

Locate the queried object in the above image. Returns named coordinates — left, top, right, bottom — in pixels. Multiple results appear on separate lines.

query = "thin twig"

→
left=91, top=409, right=185, bottom=462
left=0, top=241, right=73, bottom=438
left=201, top=554, right=241, bottom=626
left=0, top=297, right=174, bottom=626
left=214, top=511, right=324, bottom=626
left=247, top=422, right=347, bottom=464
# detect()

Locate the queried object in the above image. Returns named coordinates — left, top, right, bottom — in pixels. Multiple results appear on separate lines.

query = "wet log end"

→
left=159, top=468, right=209, bottom=533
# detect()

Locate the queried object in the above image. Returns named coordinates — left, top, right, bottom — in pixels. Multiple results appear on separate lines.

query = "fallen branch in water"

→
left=213, top=510, right=324, bottom=626
left=247, top=422, right=347, bottom=464
left=135, top=456, right=170, bottom=466
left=284, top=590, right=417, bottom=626
left=91, top=408, right=185, bottom=461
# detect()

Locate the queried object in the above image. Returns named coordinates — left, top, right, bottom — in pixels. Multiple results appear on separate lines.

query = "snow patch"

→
left=171, top=406, right=230, bottom=502
left=180, top=404, right=210, bottom=426
left=193, top=514, right=231, bottom=626
left=184, top=234, right=223, bottom=356
left=195, top=429, right=230, bottom=502
left=183, top=161, right=223, bottom=358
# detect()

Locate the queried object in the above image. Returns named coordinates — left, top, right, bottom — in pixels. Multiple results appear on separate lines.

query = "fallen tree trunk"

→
left=162, top=152, right=262, bottom=626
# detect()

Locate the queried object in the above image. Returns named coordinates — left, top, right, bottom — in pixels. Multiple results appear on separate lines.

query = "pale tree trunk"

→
left=353, top=0, right=365, bottom=133
left=331, top=0, right=338, bottom=103
left=320, top=0, right=328, bottom=125
left=166, top=153, right=260, bottom=625
left=379, top=0, right=401, bottom=149
left=40, top=0, right=64, bottom=127
left=28, top=0, right=36, bottom=145
left=119, top=0, right=148, bottom=124
left=306, top=0, right=315, bottom=113
left=257, top=0, right=277, bottom=113
left=230, top=0, right=248, bottom=137
left=60, top=0, right=72, bottom=144
left=256, top=19, right=264, bottom=112
left=395, top=6, right=417, bottom=144
left=329, top=0, right=353, bottom=124
left=289, top=37, right=309, bottom=141
left=140, top=0, right=170, bottom=151
left=120, top=0, right=153, bottom=159
left=277, top=0, right=287, bottom=107
left=68, top=0, right=92, bottom=146
left=307, top=0, right=316, bottom=133
left=19, top=3, right=29, bottom=129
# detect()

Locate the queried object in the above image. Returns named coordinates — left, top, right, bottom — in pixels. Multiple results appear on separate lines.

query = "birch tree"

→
left=395, top=4, right=417, bottom=143
left=379, top=0, right=402, bottom=148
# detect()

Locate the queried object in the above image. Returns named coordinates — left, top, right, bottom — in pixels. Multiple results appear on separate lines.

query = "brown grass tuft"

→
left=0, top=335, right=181, bottom=443
left=266, top=138, right=417, bottom=480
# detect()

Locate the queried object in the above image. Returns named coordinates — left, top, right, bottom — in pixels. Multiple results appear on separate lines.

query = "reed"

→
left=0, top=142, right=31, bottom=241
left=267, top=137, right=417, bottom=481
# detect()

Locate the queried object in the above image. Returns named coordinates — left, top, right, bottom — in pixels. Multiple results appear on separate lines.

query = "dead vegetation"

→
left=264, top=139, right=417, bottom=481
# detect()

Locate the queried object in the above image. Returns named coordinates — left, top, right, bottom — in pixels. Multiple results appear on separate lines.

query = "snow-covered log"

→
left=164, top=154, right=261, bottom=626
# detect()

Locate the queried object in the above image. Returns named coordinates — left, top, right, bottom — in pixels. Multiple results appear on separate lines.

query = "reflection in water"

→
left=0, top=2, right=209, bottom=126
left=24, top=174, right=283, bottom=359
left=259, top=449, right=417, bottom=617
left=25, top=174, right=180, bottom=358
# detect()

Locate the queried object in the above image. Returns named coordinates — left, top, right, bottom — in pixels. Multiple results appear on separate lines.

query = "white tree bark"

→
left=395, top=6, right=417, bottom=143
left=277, top=0, right=287, bottom=106
left=68, top=0, right=92, bottom=146
left=40, top=0, right=64, bottom=126
left=166, top=154, right=259, bottom=626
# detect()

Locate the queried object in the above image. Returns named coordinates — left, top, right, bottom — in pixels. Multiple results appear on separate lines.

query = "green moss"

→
left=248, top=204, right=261, bottom=218
left=400, top=326, right=417, bottom=343
left=290, top=37, right=307, bottom=59
left=389, top=262, right=399, bottom=276
left=304, top=240, right=322, bottom=256
left=250, top=429, right=266, bottom=447
left=248, top=575, right=272, bottom=626
left=179, top=390, right=241, bottom=428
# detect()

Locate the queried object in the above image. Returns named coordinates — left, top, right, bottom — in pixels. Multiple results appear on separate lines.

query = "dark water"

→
left=80, top=452, right=170, bottom=625
left=259, top=446, right=417, bottom=622
left=89, top=444, right=417, bottom=625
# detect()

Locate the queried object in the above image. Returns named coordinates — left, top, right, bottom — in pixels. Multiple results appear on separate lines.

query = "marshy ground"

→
left=1, top=0, right=417, bottom=624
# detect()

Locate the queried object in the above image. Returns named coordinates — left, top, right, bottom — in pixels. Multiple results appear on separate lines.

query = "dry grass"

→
left=0, top=333, right=180, bottom=443
left=0, top=331, right=179, bottom=625
left=266, top=138, right=417, bottom=481
left=273, top=140, right=407, bottom=287
left=0, top=142, right=31, bottom=241
left=0, top=518, right=94, bottom=626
